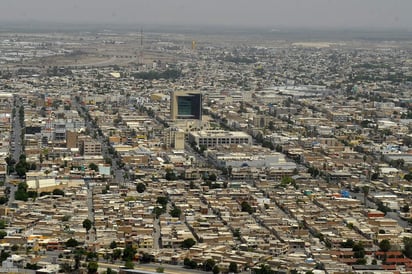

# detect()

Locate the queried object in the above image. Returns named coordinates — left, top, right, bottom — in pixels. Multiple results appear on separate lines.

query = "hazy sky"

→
left=1, top=0, right=411, bottom=30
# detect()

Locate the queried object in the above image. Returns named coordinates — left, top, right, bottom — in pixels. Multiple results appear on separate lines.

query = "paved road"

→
left=73, top=98, right=125, bottom=186
left=348, top=189, right=411, bottom=228
left=11, top=96, right=23, bottom=162
left=386, top=211, right=410, bottom=228
left=184, top=142, right=207, bottom=168
left=348, top=190, right=377, bottom=209
left=72, top=98, right=122, bottom=245
left=6, top=183, right=17, bottom=206
left=7, top=96, right=23, bottom=206
left=86, top=183, right=96, bottom=243
left=153, top=217, right=161, bottom=250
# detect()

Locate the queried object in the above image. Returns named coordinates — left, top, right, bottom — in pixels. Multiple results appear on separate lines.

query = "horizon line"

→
left=0, top=20, right=412, bottom=33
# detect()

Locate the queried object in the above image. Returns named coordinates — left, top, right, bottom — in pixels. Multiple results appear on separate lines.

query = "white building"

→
left=188, top=130, right=252, bottom=148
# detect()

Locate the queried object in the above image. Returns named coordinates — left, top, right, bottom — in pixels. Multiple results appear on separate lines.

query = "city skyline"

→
left=1, top=9, right=412, bottom=273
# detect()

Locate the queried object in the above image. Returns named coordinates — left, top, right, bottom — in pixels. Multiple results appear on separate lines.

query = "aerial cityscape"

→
left=1, top=2, right=412, bottom=274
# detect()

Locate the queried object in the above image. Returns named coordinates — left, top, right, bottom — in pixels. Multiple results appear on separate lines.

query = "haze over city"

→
left=1, top=0, right=412, bottom=30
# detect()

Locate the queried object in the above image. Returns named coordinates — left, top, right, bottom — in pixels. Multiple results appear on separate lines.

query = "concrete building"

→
left=188, top=130, right=252, bottom=148
left=163, top=127, right=185, bottom=149
left=77, top=137, right=102, bottom=156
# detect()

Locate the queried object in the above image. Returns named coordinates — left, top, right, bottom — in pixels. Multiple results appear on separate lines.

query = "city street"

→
left=7, top=96, right=23, bottom=206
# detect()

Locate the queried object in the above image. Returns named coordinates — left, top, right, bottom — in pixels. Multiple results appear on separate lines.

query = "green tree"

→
left=15, top=182, right=28, bottom=201
left=156, top=266, right=164, bottom=273
left=402, top=204, right=410, bottom=213
left=308, top=166, right=320, bottom=178
left=109, top=241, right=117, bottom=249
left=82, top=219, right=92, bottom=233
left=140, top=252, right=154, bottom=263
left=268, top=121, right=275, bottom=130
left=233, top=228, right=241, bottom=239
left=122, top=243, right=136, bottom=261
left=0, top=230, right=7, bottom=239
left=136, top=182, right=146, bottom=193
left=229, top=262, right=238, bottom=273
left=86, top=252, right=98, bottom=261
left=241, top=201, right=254, bottom=214
left=124, top=260, right=134, bottom=269
left=165, top=169, right=177, bottom=181
left=181, top=238, right=196, bottom=249
left=52, top=189, right=64, bottom=196
left=203, top=259, right=216, bottom=271
left=156, top=196, right=168, bottom=207
left=0, top=220, right=6, bottom=229
left=208, top=173, right=217, bottom=181
left=152, top=206, right=165, bottom=218
left=25, top=263, right=40, bottom=270
left=379, top=239, right=391, bottom=252
left=112, top=249, right=122, bottom=260
left=87, top=261, right=98, bottom=273
left=106, top=268, right=117, bottom=274
left=353, top=242, right=365, bottom=258
left=184, top=258, right=197, bottom=269
left=255, top=264, right=274, bottom=274
left=0, top=250, right=10, bottom=262
left=377, top=201, right=390, bottom=214
left=27, top=190, right=37, bottom=198
left=341, top=239, right=355, bottom=248
left=65, top=238, right=79, bottom=248
left=280, top=176, right=294, bottom=187
left=15, top=160, right=28, bottom=178
left=89, top=163, right=99, bottom=172
left=170, top=206, right=181, bottom=218
left=213, top=265, right=220, bottom=274
left=4, top=156, right=16, bottom=175
left=29, top=162, right=37, bottom=171
left=404, top=237, right=412, bottom=258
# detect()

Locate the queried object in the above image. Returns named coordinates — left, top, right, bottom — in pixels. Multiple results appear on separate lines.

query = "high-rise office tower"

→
left=170, top=91, right=202, bottom=121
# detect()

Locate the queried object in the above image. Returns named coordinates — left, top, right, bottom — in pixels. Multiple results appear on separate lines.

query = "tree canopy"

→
left=82, top=219, right=92, bottom=233
left=229, top=262, right=238, bottom=273
left=65, top=238, right=79, bottom=248
left=15, top=182, right=28, bottom=201
left=181, top=238, right=196, bottom=249
left=136, top=182, right=146, bottom=193
left=169, top=206, right=181, bottom=218
left=241, top=201, right=254, bottom=214
left=379, top=239, right=391, bottom=252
